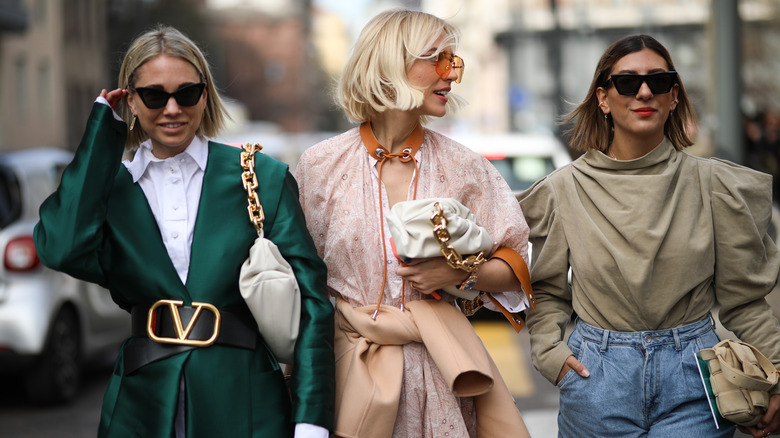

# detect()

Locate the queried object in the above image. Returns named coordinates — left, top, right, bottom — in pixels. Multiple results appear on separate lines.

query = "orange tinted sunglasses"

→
left=434, top=51, right=464, bottom=83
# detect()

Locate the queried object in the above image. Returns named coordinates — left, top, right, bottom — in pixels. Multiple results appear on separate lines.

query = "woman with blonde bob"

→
left=35, top=25, right=334, bottom=437
left=519, top=34, right=780, bottom=438
left=296, top=8, right=531, bottom=438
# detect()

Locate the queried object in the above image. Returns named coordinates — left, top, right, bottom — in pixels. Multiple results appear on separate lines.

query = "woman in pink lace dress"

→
left=295, top=9, right=531, bottom=438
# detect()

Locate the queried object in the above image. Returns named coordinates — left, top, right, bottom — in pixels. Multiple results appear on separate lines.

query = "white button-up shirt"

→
left=123, top=137, right=207, bottom=284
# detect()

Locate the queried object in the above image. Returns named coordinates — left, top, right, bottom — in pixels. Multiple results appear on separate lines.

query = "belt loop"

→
left=708, top=313, right=716, bottom=328
left=600, top=329, right=609, bottom=352
left=672, top=327, right=681, bottom=351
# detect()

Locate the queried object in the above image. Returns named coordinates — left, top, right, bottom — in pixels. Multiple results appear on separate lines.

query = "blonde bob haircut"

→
left=563, top=34, right=696, bottom=153
left=337, top=9, right=465, bottom=124
left=118, top=25, right=228, bottom=150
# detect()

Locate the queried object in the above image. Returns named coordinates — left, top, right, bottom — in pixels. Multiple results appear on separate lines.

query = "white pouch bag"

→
left=385, top=198, right=493, bottom=300
left=239, top=229, right=301, bottom=364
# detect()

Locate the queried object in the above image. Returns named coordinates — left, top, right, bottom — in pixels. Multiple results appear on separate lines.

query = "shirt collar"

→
left=124, top=136, right=209, bottom=182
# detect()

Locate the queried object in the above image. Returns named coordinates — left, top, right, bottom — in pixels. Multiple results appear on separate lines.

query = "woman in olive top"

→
left=519, top=34, right=780, bottom=438
left=34, top=25, right=333, bottom=438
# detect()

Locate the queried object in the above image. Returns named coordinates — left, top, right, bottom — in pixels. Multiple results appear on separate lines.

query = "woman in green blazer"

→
left=33, top=25, right=334, bottom=438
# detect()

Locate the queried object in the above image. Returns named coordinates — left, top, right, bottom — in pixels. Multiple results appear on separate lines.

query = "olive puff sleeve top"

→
left=518, top=138, right=780, bottom=385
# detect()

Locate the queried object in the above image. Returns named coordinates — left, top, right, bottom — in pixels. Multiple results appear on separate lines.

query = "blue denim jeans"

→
left=557, top=317, right=736, bottom=438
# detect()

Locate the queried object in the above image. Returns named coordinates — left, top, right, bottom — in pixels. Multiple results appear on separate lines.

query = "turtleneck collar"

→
left=582, top=138, right=677, bottom=171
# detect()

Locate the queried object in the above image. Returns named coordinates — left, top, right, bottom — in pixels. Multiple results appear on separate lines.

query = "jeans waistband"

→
left=574, top=315, right=715, bottom=350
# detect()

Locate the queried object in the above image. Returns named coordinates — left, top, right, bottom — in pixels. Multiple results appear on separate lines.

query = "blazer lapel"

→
left=187, top=143, right=257, bottom=305
left=109, top=168, right=190, bottom=301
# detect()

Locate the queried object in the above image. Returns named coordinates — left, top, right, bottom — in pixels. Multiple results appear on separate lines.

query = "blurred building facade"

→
left=0, top=0, right=779, bottom=163
left=0, top=0, right=27, bottom=146
left=0, top=0, right=331, bottom=152
left=211, top=1, right=336, bottom=133
left=417, top=0, right=780, bottom=162
left=0, top=0, right=108, bottom=151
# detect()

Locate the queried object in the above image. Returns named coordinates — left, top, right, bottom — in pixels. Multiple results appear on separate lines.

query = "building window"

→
left=38, top=62, right=51, bottom=119
left=15, top=57, right=27, bottom=116
left=35, top=0, right=48, bottom=24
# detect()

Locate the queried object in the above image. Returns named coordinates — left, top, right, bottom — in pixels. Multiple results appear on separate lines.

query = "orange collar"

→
left=360, top=122, right=424, bottom=162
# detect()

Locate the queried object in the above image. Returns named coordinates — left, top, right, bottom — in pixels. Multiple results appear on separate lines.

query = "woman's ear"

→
left=126, top=92, right=137, bottom=116
left=596, top=87, right=610, bottom=115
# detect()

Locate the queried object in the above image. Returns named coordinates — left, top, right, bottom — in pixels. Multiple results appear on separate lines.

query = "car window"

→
left=0, top=164, right=22, bottom=229
left=489, top=156, right=556, bottom=192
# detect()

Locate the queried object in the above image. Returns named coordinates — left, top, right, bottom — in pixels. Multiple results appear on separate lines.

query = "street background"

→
left=2, top=0, right=780, bottom=437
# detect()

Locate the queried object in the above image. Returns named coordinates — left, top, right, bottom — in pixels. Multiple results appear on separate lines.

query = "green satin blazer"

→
left=34, top=104, right=334, bottom=437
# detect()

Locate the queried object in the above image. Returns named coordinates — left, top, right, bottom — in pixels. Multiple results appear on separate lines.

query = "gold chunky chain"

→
left=429, top=201, right=486, bottom=273
left=240, top=143, right=265, bottom=235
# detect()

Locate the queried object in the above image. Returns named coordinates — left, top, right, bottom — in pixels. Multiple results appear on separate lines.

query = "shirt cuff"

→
left=294, top=423, right=329, bottom=438
left=485, top=291, right=528, bottom=313
left=95, top=96, right=124, bottom=122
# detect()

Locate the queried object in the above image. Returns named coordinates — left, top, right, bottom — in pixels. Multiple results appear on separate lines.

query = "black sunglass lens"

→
left=613, top=76, right=643, bottom=95
left=138, top=89, right=169, bottom=109
left=646, top=75, right=674, bottom=93
left=174, top=85, right=204, bottom=106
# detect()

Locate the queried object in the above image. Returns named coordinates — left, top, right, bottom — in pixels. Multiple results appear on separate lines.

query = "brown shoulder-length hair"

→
left=562, top=34, right=697, bottom=153
left=118, top=25, right=228, bottom=150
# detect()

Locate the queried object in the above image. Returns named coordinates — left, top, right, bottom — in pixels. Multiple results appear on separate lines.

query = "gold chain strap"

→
left=459, top=293, right=486, bottom=316
left=429, top=201, right=486, bottom=273
left=240, top=143, right=265, bottom=235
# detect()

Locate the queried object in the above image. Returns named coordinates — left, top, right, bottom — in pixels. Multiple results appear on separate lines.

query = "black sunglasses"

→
left=131, top=82, right=206, bottom=109
left=606, top=71, right=678, bottom=95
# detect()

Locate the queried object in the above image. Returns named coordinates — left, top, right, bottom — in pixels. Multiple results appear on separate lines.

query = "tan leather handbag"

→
left=699, top=340, right=779, bottom=426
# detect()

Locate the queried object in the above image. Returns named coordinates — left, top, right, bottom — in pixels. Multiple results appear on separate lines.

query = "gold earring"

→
left=129, top=115, right=137, bottom=131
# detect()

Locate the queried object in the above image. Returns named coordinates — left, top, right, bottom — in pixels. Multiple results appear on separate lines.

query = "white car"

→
left=0, top=148, right=130, bottom=404
left=451, top=131, right=572, bottom=196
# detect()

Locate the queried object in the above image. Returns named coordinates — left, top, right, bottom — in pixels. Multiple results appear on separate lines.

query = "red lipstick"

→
left=634, top=107, right=656, bottom=117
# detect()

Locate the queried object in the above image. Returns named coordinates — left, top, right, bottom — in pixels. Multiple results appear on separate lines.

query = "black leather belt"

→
left=123, top=301, right=258, bottom=375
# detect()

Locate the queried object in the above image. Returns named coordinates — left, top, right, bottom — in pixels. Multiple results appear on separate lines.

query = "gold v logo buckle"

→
left=146, top=299, right=221, bottom=347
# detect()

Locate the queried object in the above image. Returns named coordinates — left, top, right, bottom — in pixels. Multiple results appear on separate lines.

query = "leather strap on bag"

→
left=481, top=293, right=525, bottom=333
left=490, top=247, right=536, bottom=311
left=702, top=340, right=779, bottom=391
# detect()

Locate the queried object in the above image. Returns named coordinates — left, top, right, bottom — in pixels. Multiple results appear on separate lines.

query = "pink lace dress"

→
left=296, top=126, right=529, bottom=438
